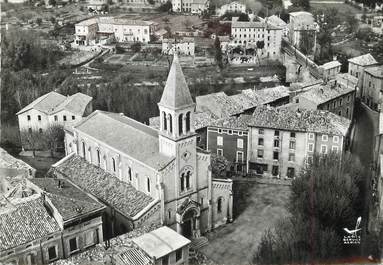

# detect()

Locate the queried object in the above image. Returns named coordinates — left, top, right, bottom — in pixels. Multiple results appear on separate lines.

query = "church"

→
left=57, top=54, right=233, bottom=240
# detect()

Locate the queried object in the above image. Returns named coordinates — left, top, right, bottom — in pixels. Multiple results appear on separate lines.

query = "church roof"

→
left=73, top=111, right=174, bottom=171
left=159, top=54, right=194, bottom=110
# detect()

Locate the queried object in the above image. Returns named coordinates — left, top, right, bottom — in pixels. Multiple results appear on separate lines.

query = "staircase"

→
left=190, top=236, right=208, bottom=251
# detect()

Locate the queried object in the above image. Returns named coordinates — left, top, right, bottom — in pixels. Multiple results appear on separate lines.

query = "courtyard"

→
left=200, top=182, right=291, bottom=265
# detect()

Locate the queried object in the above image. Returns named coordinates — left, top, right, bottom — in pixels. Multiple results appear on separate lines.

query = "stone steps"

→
left=190, top=236, right=208, bottom=250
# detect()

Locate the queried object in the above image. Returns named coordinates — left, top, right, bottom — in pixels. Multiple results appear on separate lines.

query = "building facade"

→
left=288, top=11, right=318, bottom=49
left=247, top=106, right=351, bottom=178
left=63, top=54, right=233, bottom=240
left=319, top=60, right=341, bottom=81
left=216, top=1, right=246, bottom=16
left=172, top=0, right=209, bottom=14
left=162, top=38, right=195, bottom=56
left=360, top=66, right=383, bottom=111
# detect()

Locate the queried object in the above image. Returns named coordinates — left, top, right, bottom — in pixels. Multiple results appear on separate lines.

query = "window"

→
left=322, top=135, right=328, bottom=141
left=217, top=197, right=223, bottom=213
left=39, top=128, right=43, bottom=134
left=54, top=115, right=58, bottom=121
left=162, top=255, right=169, bottom=265
left=218, top=129, right=222, bottom=133
left=321, top=145, right=328, bottom=154
left=147, top=177, right=151, bottom=193
left=308, top=133, right=314, bottom=140
left=274, top=130, right=280, bottom=137
left=63, top=115, right=67, bottom=121
left=228, top=130, right=232, bottom=135
left=25, top=253, right=36, bottom=265
left=288, top=153, right=295, bottom=162
left=308, top=143, right=314, bottom=152
left=238, top=131, right=243, bottom=136
left=236, top=151, right=244, bottom=162
left=72, top=116, right=75, bottom=120
left=97, top=149, right=101, bottom=166
left=259, top=129, right=264, bottom=134
left=333, top=136, right=339, bottom=143
left=168, top=210, right=172, bottom=220
left=38, top=115, right=41, bottom=121
left=27, top=115, right=31, bottom=121
left=112, top=158, right=116, bottom=172
left=289, top=141, right=296, bottom=150
left=237, top=139, right=243, bottom=148
left=274, top=140, right=279, bottom=148
left=217, top=149, right=223, bottom=156
left=69, top=237, right=78, bottom=253
left=85, top=230, right=97, bottom=247
left=273, top=151, right=279, bottom=160
left=200, top=197, right=204, bottom=207
left=128, top=167, right=132, bottom=181
left=48, top=246, right=57, bottom=261
left=257, top=149, right=264, bottom=158
left=287, top=167, right=295, bottom=178
left=290, top=132, right=296, bottom=138
left=176, top=249, right=183, bottom=262
left=258, top=138, right=264, bottom=146
left=28, top=128, right=32, bottom=133
left=217, top=136, right=223, bottom=146
left=332, top=146, right=339, bottom=152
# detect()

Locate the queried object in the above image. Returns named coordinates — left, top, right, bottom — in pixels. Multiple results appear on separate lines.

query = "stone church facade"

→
left=64, top=54, right=233, bottom=239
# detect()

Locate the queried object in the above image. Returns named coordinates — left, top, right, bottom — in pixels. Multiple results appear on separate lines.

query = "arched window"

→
left=128, top=167, right=132, bottom=181
left=97, top=149, right=101, bottom=166
left=168, top=114, right=173, bottom=133
left=147, top=177, right=151, bottom=193
left=186, top=171, right=191, bottom=189
left=181, top=173, right=185, bottom=191
left=217, top=197, right=223, bottom=213
left=178, top=113, right=183, bottom=136
left=82, top=142, right=86, bottom=159
left=88, top=147, right=92, bottom=162
left=112, top=158, right=116, bottom=172
left=186, top=112, right=191, bottom=132
left=162, top=111, right=167, bottom=131
left=168, top=209, right=172, bottom=220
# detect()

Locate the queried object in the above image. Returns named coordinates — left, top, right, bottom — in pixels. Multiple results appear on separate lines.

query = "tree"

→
left=214, top=37, right=223, bottom=69
left=44, top=124, right=65, bottom=157
left=147, top=0, right=155, bottom=5
left=20, top=129, right=44, bottom=157
left=346, top=14, right=358, bottom=33
left=211, top=154, right=230, bottom=178
left=356, top=27, right=374, bottom=42
left=291, top=0, right=310, bottom=10
left=237, top=13, right=250, bottom=22
left=182, top=19, right=192, bottom=29
left=299, top=30, right=315, bottom=55
left=256, top=40, right=265, bottom=50
left=131, top=42, right=142, bottom=53
left=157, top=1, right=172, bottom=12
left=36, top=18, right=42, bottom=26
left=255, top=153, right=366, bottom=264
left=48, top=0, right=56, bottom=6
left=372, top=39, right=383, bottom=63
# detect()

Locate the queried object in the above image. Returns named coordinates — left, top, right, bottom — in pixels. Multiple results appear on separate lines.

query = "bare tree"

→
left=44, top=124, right=65, bottom=157
left=182, top=19, right=192, bottom=29
left=20, top=128, right=43, bottom=157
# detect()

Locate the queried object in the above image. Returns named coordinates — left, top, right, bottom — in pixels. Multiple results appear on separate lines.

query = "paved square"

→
left=200, top=182, right=291, bottom=265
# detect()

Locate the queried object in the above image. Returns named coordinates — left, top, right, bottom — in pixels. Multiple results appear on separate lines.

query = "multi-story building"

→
left=360, top=65, right=383, bottom=111
left=16, top=92, right=92, bottom=144
left=216, top=1, right=246, bottom=16
left=266, top=15, right=288, bottom=36
left=319, top=60, right=341, bottom=81
left=172, top=0, right=209, bottom=14
left=230, top=19, right=283, bottom=59
left=348, top=53, right=377, bottom=79
left=162, top=37, right=195, bottom=56
left=288, top=11, right=318, bottom=49
left=0, top=178, right=105, bottom=265
left=62, top=54, right=233, bottom=240
left=292, top=81, right=355, bottom=120
left=247, top=106, right=351, bottom=178
left=74, top=17, right=159, bottom=45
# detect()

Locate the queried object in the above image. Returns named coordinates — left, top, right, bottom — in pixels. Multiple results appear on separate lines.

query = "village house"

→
left=74, top=17, right=159, bottom=46
left=162, top=37, right=195, bottom=56
left=288, top=11, right=318, bottom=49
left=87, top=0, right=108, bottom=11
left=216, top=1, right=246, bottom=16
left=196, top=92, right=243, bottom=118
left=172, top=0, right=210, bottom=14
left=16, top=92, right=92, bottom=149
left=61, top=54, right=233, bottom=241
left=291, top=81, right=355, bottom=120
left=319, top=60, right=341, bottom=81
left=266, top=15, right=288, bottom=37
left=230, top=18, right=283, bottom=59
left=0, top=177, right=105, bottom=265
left=348, top=53, right=377, bottom=80
left=247, top=106, right=351, bottom=178
left=360, top=65, right=383, bottom=111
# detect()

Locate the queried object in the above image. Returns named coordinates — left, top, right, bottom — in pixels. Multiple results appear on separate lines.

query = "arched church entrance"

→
left=181, top=208, right=198, bottom=239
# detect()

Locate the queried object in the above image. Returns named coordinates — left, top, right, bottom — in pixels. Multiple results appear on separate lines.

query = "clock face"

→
left=182, top=151, right=191, bottom=161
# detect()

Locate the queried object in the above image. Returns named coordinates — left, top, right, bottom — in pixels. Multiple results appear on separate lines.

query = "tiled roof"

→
left=16, top=92, right=91, bottom=116
left=237, top=86, right=290, bottom=107
left=162, top=37, right=194, bottom=43
left=296, top=83, right=354, bottom=106
left=365, top=65, right=383, bottom=78
left=209, top=114, right=253, bottom=130
left=117, top=246, right=153, bottom=265
left=29, top=178, right=104, bottom=222
left=248, top=106, right=351, bottom=136
left=0, top=196, right=60, bottom=251
left=348, top=53, right=377, bottom=66
left=52, top=93, right=92, bottom=116
left=0, top=147, right=35, bottom=173
left=50, top=155, right=155, bottom=218
left=159, top=54, right=194, bottom=110
left=196, top=92, right=243, bottom=118
left=320, top=60, right=341, bottom=70
left=149, top=111, right=218, bottom=131
left=74, top=111, right=174, bottom=170
left=267, top=15, right=287, bottom=27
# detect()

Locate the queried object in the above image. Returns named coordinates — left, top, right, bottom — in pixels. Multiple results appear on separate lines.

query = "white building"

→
left=16, top=92, right=92, bottom=135
left=288, top=11, right=318, bottom=47
left=216, top=1, right=246, bottom=16
left=162, top=38, right=195, bottom=56
left=230, top=19, right=283, bottom=58
left=266, top=15, right=288, bottom=36
left=348, top=53, right=377, bottom=79
left=319, top=60, right=341, bottom=81
left=74, top=17, right=159, bottom=45
left=172, top=0, right=209, bottom=14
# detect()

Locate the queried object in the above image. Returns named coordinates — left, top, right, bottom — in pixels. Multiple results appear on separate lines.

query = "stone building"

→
left=348, top=53, right=377, bottom=79
left=62, top=54, right=233, bottom=240
left=172, top=0, right=209, bottom=14
left=319, top=60, right=341, bottom=81
left=247, top=106, right=351, bottom=178
left=162, top=38, right=195, bottom=56
left=360, top=65, right=383, bottom=111
left=288, top=11, right=318, bottom=48
left=216, top=1, right=246, bottom=16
